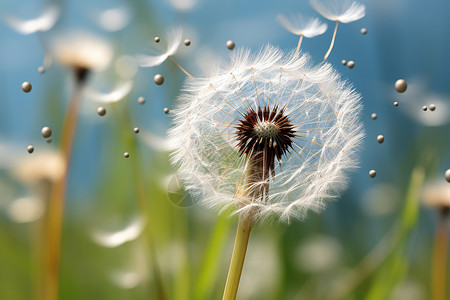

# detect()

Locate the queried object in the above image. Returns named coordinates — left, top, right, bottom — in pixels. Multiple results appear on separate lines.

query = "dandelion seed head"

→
left=310, top=0, right=366, bottom=23
left=277, top=14, right=327, bottom=38
left=168, top=46, right=364, bottom=222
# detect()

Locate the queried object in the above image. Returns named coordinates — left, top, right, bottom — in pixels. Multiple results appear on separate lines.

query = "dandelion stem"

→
left=431, top=207, right=449, bottom=300
left=168, top=56, right=193, bottom=78
left=323, top=21, right=339, bottom=61
left=294, top=35, right=304, bottom=56
left=222, top=213, right=254, bottom=300
left=43, top=69, right=88, bottom=300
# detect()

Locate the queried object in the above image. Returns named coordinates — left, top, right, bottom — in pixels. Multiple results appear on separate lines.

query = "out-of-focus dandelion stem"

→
left=168, top=56, right=193, bottom=78
left=324, top=21, right=339, bottom=61
left=222, top=213, right=253, bottom=300
left=431, top=207, right=449, bottom=300
left=294, top=35, right=304, bottom=56
left=44, top=69, right=88, bottom=300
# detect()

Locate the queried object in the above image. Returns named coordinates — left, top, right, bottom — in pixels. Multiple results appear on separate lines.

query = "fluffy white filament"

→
left=3, top=5, right=60, bottom=34
left=277, top=14, right=328, bottom=38
left=168, top=45, right=364, bottom=223
left=310, top=0, right=366, bottom=23
left=136, top=27, right=183, bottom=67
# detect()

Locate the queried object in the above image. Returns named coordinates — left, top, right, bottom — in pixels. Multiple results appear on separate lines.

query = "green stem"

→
left=43, top=71, right=87, bottom=300
left=222, top=214, right=254, bottom=300
left=431, top=207, right=449, bottom=300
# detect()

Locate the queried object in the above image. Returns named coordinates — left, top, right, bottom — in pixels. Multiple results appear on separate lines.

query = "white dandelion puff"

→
left=310, top=0, right=366, bottom=60
left=168, top=45, right=364, bottom=223
left=277, top=14, right=327, bottom=38
left=136, top=27, right=183, bottom=68
left=90, top=216, right=145, bottom=248
left=3, top=5, right=60, bottom=35
left=310, top=0, right=366, bottom=23
left=51, top=31, right=113, bottom=72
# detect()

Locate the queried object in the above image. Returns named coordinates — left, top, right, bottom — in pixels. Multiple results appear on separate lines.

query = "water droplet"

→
left=154, top=74, right=164, bottom=85
left=395, top=79, right=407, bottom=93
left=341, top=59, right=347, bottom=66
left=21, top=81, right=32, bottom=93
left=371, top=113, right=377, bottom=120
left=164, top=107, right=170, bottom=114
left=226, top=40, right=235, bottom=50
left=445, top=169, right=450, bottom=182
left=429, top=104, right=436, bottom=111
left=27, top=145, right=34, bottom=153
left=46, top=138, right=52, bottom=143
left=361, top=28, right=367, bottom=35
left=393, top=101, right=399, bottom=107
left=422, top=106, right=427, bottom=111
left=154, top=37, right=160, bottom=43
left=133, top=127, right=139, bottom=133
left=124, top=152, right=129, bottom=158
left=347, top=61, right=355, bottom=69
left=184, top=39, right=191, bottom=46
left=377, top=135, right=384, bottom=144
left=97, top=107, right=106, bottom=116
left=138, top=97, right=145, bottom=104
left=369, top=170, right=376, bottom=178
left=38, top=66, right=45, bottom=74
left=41, top=126, right=52, bottom=138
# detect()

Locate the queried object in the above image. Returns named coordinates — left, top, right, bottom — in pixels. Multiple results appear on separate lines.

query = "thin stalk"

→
left=431, top=207, right=449, bottom=300
left=168, top=56, right=193, bottom=78
left=294, top=35, right=304, bottom=56
left=43, top=70, right=88, bottom=300
left=323, top=21, right=339, bottom=61
left=222, top=214, right=254, bottom=300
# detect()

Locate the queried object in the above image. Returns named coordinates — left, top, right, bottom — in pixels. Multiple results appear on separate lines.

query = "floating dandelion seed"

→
left=445, top=169, right=450, bottom=183
left=133, top=127, right=139, bottom=133
left=124, top=152, right=130, bottom=158
left=394, top=101, right=399, bottom=107
left=21, top=81, right=32, bottom=93
left=41, top=127, right=52, bottom=138
left=371, top=113, right=377, bottom=120
left=226, top=40, right=235, bottom=50
left=369, top=170, right=376, bottom=178
left=38, top=66, right=45, bottom=74
left=184, top=39, right=191, bottom=46
left=154, top=74, right=164, bottom=85
left=377, top=135, right=384, bottom=144
left=154, top=36, right=160, bottom=43
left=341, top=59, right=347, bottom=66
left=429, top=104, right=436, bottom=111
left=3, top=5, right=60, bottom=35
left=277, top=14, right=327, bottom=54
left=310, top=0, right=366, bottom=60
left=27, top=145, right=34, bottom=153
left=169, top=45, right=364, bottom=222
left=347, top=61, right=355, bottom=69
left=164, top=107, right=170, bottom=114
left=136, top=28, right=182, bottom=67
left=97, top=107, right=106, bottom=116
left=395, top=79, right=407, bottom=93
left=361, top=28, right=367, bottom=35
left=138, top=97, right=145, bottom=104
left=85, top=80, right=133, bottom=103
left=422, top=106, right=428, bottom=111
